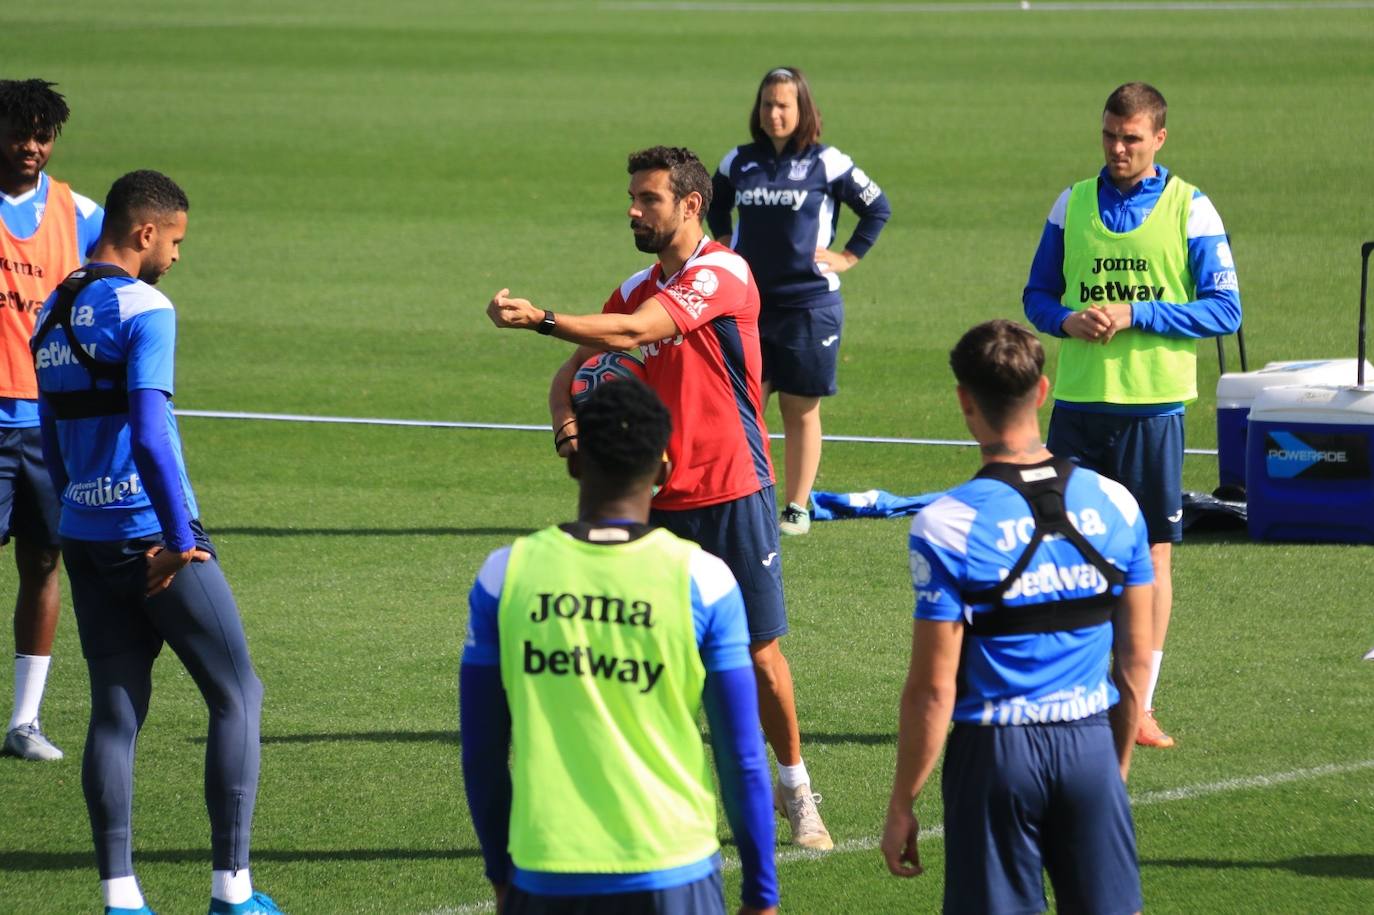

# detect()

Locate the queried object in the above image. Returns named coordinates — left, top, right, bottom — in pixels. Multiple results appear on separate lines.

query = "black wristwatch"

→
left=536, top=310, right=556, bottom=335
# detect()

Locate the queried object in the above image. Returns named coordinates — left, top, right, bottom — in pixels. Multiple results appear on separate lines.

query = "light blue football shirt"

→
left=33, top=270, right=198, bottom=541
left=909, top=465, right=1153, bottom=725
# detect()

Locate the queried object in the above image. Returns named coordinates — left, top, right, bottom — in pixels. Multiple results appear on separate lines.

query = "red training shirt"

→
left=602, top=238, right=774, bottom=511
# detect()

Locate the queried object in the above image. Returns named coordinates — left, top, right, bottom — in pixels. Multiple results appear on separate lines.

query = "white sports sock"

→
left=1144, top=650, right=1164, bottom=710
left=10, top=653, right=51, bottom=731
left=777, top=761, right=811, bottom=790
left=102, top=875, right=144, bottom=909
left=212, top=868, right=252, bottom=904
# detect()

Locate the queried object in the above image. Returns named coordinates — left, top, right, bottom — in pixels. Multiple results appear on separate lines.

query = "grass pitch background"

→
left=4, top=1, right=1374, bottom=912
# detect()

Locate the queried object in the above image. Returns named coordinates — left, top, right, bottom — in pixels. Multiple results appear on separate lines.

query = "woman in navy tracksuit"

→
left=707, top=66, right=891, bottom=535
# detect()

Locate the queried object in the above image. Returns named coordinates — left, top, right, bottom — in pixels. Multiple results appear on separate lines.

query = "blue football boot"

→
left=208, top=891, right=283, bottom=914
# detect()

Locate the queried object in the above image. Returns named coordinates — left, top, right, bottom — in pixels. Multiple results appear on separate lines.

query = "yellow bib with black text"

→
left=497, top=525, right=717, bottom=873
left=1058, top=175, right=1197, bottom=404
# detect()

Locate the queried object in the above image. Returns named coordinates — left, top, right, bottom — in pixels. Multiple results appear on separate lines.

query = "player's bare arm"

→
left=1109, top=583, right=1153, bottom=781
left=882, top=619, right=963, bottom=878
left=488, top=289, right=678, bottom=351
left=548, top=345, right=599, bottom=457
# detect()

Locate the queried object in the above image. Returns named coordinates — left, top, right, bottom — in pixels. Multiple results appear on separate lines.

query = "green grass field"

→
left=4, top=1, right=1374, bottom=912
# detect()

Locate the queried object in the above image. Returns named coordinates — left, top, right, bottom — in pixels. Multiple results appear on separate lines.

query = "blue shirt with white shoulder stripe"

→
left=707, top=141, right=890, bottom=309
left=909, top=465, right=1153, bottom=726
left=32, top=270, right=198, bottom=542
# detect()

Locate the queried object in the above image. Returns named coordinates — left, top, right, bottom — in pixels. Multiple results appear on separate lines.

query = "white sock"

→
left=212, top=868, right=252, bottom=904
left=102, top=875, right=144, bottom=909
left=777, top=761, right=810, bottom=790
left=1144, top=650, right=1164, bottom=710
left=10, top=654, right=51, bottom=731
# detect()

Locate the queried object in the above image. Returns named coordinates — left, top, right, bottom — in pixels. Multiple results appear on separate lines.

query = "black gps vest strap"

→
left=960, top=457, right=1126, bottom=637
left=31, top=264, right=133, bottom=420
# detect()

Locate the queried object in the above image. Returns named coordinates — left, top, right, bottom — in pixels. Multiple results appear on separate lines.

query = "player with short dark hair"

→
left=0, top=77, right=104, bottom=761
left=34, top=170, right=281, bottom=915
left=1023, top=81, right=1242, bottom=748
left=487, top=144, right=832, bottom=850
left=947, top=318, right=1045, bottom=428
left=462, top=380, right=778, bottom=914
left=99, top=170, right=190, bottom=240
left=707, top=66, right=891, bottom=536
left=627, top=146, right=714, bottom=216
left=882, top=319, right=1153, bottom=914
left=1105, top=81, right=1167, bottom=131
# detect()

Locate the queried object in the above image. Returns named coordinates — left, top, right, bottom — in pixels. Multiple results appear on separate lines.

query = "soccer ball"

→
left=570, top=351, right=647, bottom=407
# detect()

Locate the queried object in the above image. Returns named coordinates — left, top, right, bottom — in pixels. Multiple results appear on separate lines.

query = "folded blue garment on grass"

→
left=810, top=489, right=944, bottom=521
left=811, top=488, right=1245, bottom=529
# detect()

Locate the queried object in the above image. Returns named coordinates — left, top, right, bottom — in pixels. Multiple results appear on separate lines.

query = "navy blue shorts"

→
left=505, top=871, right=724, bottom=915
left=651, top=486, right=787, bottom=642
left=759, top=301, right=843, bottom=398
left=942, top=713, right=1142, bottom=915
left=0, top=425, right=61, bottom=548
left=1048, top=407, right=1184, bottom=544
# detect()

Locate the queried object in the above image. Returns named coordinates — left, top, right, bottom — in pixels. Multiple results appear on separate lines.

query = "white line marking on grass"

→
left=421, top=759, right=1374, bottom=915
left=1130, top=758, right=1374, bottom=805
left=719, top=758, right=1374, bottom=869
left=422, top=903, right=496, bottom=915
left=602, top=1, right=1374, bottom=13
left=174, top=408, right=550, bottom=432
left=172, top=408, right=1225, bottom=456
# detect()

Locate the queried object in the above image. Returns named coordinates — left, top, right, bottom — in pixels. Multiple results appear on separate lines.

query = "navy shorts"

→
left=651, top=486, right=787, bottom=642
left=942, top=713, right=1142, bottom=915
left=1048, top=407, right=1184, bottom=544
left=0, top=425, right=61, bottom=548
left=505, top=871, right=724, bottom=915
left=759, top=301, right=843, bottom=398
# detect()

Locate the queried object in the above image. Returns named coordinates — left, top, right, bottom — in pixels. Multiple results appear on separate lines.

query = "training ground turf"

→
left=4, top=2, right=1373, bottom=912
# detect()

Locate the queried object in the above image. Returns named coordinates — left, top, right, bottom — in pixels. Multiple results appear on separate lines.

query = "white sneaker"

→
left=3, top=720, right=64, bottom=761
left=774, top=781, right=833, bottom=850
left=779, top=502, right=811, bottom=536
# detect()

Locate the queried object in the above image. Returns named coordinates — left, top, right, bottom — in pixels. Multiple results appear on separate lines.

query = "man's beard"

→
left=632, top=222, right=676, bottom=254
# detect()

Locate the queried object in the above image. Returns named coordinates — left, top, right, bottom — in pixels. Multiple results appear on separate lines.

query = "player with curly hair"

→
left=0, top=78, right=104, bottom=762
